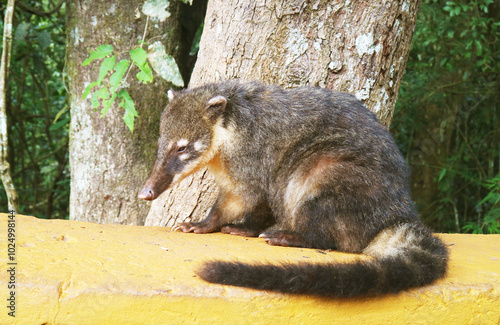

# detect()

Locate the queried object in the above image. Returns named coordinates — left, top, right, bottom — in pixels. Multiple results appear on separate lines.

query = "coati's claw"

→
left=172, top=222, right=198, bottom=233
left=172, top=222, right=217, bottom=234
left=172, top=223, right=192, bottom=232
left=259, top=231, right=308, bottom=247
left=221, top=225, right=260, bottom=237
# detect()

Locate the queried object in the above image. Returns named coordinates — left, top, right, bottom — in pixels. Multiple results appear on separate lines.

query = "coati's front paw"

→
left=172, top=221, right=218, bottom=234
left=259, top=231, right=308, bottom=247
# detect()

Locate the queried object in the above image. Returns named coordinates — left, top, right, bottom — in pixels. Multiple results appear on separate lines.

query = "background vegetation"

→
left=0, top=0, right=68, bottom=219
left=0, top=0, right=498, bottom=233
left=391, top=0, right=499, bottom=233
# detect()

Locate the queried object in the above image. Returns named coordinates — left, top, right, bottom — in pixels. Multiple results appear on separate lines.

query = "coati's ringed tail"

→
left=197, top=223, right=448, bottom=297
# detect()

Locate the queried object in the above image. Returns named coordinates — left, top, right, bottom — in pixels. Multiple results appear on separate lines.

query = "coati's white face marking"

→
left=194, top=141, right=206, bottom=152
left=176, top=139, right=189, bottom=148
left=178, top=153, right=191, bottom=161
left=167, top=90, right=175, bottom=101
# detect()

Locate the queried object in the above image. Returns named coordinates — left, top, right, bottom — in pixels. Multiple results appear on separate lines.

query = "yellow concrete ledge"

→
left=0, top=213, right=499, bottom=324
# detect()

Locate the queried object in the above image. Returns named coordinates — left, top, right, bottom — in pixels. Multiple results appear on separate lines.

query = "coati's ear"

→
left=205, top=95, right=227, bottom=119
left=167, top=89, right=176, bottom=102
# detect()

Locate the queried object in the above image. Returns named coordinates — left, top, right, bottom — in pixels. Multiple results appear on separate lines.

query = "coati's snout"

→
left=138, top=153, right=175, bottom=201
left=138, top=139, right=207, bottom=201
left=138, top=175, right=173, bottom=200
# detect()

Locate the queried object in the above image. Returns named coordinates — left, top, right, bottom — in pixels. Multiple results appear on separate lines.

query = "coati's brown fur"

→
left=139, top=80, right=448, bottom=297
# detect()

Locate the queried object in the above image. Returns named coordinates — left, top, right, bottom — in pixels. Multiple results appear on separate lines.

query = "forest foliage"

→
left=391, top=0, right=499, bottom=233
left=0, top=0, right=68, bottom=219
left=1, top=0, right=499, bottom=233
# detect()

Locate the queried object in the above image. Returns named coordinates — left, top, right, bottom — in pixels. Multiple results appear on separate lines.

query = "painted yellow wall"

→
left=0, top=214, right=498, bottom=324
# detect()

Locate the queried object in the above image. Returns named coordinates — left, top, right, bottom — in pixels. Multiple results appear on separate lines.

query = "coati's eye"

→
left=175, top=139, right=189, bottom=153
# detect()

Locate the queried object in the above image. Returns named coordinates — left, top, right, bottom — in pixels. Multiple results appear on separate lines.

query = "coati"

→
left=139, top=80, right=448, bottom=297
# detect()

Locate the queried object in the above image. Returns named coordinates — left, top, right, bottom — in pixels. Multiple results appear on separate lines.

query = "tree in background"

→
left=66, top=0, right=206, bottom=224
left=392, top=0, right=500, bottom=233
left=0, top=0, right=67, bottom=218
left=0, top=0, right=19, bottom=213
left=0, top=0, right=206, bottom=221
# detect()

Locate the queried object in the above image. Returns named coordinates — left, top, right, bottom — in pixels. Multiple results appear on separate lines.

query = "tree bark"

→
left=145, top=0, right=420, bottom=226
left=67, top=0, right=204, bottom=224
left=0, top=0, right=20, bottom=213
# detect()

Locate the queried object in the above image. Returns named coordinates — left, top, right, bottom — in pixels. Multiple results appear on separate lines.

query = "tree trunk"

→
left=0, top=0, right=19, bottom=213
left=67, top=0, right=205, bottom=224
left=145, top=0, right=420, bottom=226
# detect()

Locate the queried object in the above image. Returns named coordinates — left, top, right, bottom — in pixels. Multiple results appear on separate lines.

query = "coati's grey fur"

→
left=139, top=80, right=448, bottom=297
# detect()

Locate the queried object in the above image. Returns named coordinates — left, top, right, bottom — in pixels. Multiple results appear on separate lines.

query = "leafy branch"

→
left=81, top=44, right=148, bottom=132
left=81, top=0, right=186, bottom=132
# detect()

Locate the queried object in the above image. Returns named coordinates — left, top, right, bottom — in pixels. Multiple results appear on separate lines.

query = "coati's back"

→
left=140, top=80, right=448, bottom=297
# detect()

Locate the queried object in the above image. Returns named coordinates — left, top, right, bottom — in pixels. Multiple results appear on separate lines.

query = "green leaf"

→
left=438, top=168, right=447, bottom=182
left=118, top=90, right=139, bottom=117
left=15, top=22, right=31, bottom=41
left=97, top=55, right=116, bottom=84
left=91, top=87, right=110, bottom=109
left=37, top=31, right=51, bottom=50
left=462, top=70, right=470, bottom=80
left=118, top=90, right=138, bottom=133
left=130, top=47, right=148, bottom=67
left=109, top=59, right=130, bottom=90
left=142, top=0, right=171, bottom=22
left=123, top=110, right=136, bottom=133
left=97, top=87, right=110, bottom=100
left=462, top=222, right=479, bottom=234
left=130, top=47, right=153, bottom=83
left=101, top=92, right=118, bottom=117
left=98, top=87, right=110, bottom=100
left=136, top=69, right=153, bottom=84
left=91, top=90, right=100, bottom=109
left=189, top=22, right=203, bottom=55
left=82, top=81, right=98, bottom=100
left=82, top=44, right=114, bottom=66
left=476, top=191, right=496, bottom=207
left=474, top=40, right=483, bottom=56
left=147, top=41, right=184, bottom=87
left=49, top=118, right=70, bottom=131
left=53, top=106, right=69, bottom=124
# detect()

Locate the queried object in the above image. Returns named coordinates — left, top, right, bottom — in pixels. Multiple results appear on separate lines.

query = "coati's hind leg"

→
left=221, top=201, right=275, bottom=237
left=261, top=191, right=340, bottom=250
left=259, top=154, right=345, bottom=250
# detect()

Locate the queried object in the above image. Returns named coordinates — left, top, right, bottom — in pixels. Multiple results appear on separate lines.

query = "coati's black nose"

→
left=138, top=185, right=156, bottom=201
